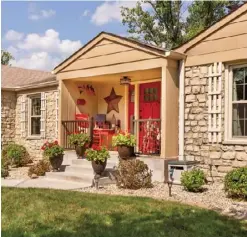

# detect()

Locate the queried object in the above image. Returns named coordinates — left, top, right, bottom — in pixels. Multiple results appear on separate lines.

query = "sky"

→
left=1, top=1, right=190, bottom=71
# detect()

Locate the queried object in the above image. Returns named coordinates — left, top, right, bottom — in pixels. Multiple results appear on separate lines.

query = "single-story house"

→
left=1, top=65, right=58, bottom=159
left=2, top=3, right=247, bottom=178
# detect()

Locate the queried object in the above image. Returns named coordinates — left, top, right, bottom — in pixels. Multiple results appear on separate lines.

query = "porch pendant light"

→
left=120, top=76, right=131, bottom=85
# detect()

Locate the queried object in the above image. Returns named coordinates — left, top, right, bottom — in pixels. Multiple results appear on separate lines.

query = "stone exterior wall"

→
left=15, top=87, right=58, bottom=160
left=1, top=90, right=16, bottom=146
left=184, top=65, right=247, bottom=180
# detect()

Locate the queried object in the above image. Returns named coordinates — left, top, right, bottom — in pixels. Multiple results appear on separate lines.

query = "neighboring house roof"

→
left=1, top=65, right=57, bottom=90
left=174, top=2, right=247, bottom=54
left=53, top=31, right=185, bottom=74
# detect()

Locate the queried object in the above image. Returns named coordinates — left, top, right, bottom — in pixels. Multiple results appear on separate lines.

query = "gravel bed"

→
left=79, top=182, right=247, bottom=220
left=5, top=166, right=30, bottom=180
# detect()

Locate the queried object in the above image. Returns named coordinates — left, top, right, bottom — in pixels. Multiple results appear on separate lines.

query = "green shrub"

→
left=224, top=167, right=247, bottom=199
left=28, top=160, right=50, bottom=177
left=2, top=144, right=30, bottom=167
left=181, top=168, right=206, bottom=192
left=112, top=132, right=136, bottom=147
left=116, top=159, right=152, bottom=189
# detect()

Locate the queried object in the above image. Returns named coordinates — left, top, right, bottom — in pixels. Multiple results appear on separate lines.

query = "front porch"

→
left=56, top=32, right=181, bottom=159
left=60, top=68, right=162, bottom=155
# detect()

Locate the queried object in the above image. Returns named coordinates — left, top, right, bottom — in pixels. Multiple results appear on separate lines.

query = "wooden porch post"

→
left=160, top=66, right=167, bottom=158
left=58, top=79, right=63, bottom=146
left=134, top=83, right=140, bottom=152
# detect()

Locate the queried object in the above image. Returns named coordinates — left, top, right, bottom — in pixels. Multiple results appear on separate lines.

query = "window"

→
left=226, top=64, right=247, bottom=142
left=29, top=95, right=41, bottom=136
left=144, top=87, right=158, bottom=102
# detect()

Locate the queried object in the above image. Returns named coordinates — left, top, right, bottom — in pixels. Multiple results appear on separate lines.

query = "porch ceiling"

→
left=72, top=68, right=162, bottom=85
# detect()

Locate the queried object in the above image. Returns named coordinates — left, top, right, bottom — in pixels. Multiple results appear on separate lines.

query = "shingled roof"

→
left=1, top=65, right=57, bottom=89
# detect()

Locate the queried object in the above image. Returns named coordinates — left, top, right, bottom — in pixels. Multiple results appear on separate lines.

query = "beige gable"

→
left=61, top=39, right=158, bottom=73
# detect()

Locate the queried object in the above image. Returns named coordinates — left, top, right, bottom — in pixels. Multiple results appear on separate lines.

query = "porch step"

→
left=45, top=150, right=119, bottom=185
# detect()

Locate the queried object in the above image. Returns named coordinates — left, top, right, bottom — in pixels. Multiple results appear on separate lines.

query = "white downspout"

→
left=178, top=60, right=185, bottom=160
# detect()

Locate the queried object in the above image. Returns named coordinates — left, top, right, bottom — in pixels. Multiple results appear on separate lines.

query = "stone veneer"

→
left=1, top=91, right=16, bottom=146
left=184, top=65, right=247, bottom=180
left=13, top=87, right=58, bottom=160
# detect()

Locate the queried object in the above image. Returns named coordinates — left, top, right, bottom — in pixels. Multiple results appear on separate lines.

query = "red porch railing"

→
left=131, top=118, right=161, bottom=155
left=61, top=118, right=94, bottom=149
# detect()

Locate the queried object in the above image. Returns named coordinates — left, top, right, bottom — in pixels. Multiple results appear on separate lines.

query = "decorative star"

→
left=104, top=88, right=122, bottom=113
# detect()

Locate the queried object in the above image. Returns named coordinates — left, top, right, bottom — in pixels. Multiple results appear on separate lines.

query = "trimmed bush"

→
left=224, top=167, right=247, bottom=199
left=2, top=144, right=31, bottom=167
left=116, top=159, right=152, bottom=189
left=181, top=168, right=206, bottom=192
left=28, top=160, right=51, bottom=177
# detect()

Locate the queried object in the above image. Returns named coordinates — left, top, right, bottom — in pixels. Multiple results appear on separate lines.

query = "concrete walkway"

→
left=1, top=177, right=90, bottom=190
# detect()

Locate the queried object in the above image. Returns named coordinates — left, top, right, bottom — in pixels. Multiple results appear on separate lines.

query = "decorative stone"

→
left=185, top=86, right=192, bottom=94
left=236, top=152, right=247, bottom=161
left=197, top=94, right=206, bottom=102
left=190, top=78, right=200, bottom=85
left=217, top=166, right=233, bottom=173
left=232, top=161, right=247, bottom=168
left=31, top=174, right=38, bottom=179
left=222, top=152, right=236, bottom=160
left=186, top=95, right=196, bottom=102
left=192, top=86, right=201, bottom=94
left=210, top=152, right=221, bottom=159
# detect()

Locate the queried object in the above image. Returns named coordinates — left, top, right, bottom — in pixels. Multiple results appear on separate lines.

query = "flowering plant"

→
left=41, top=141, right=64, bottom=158
left=112, top=131, right=136, bottom=147
left=85, top=145, right=110, bottom=162
left=68, top=133, right=90, bottom=147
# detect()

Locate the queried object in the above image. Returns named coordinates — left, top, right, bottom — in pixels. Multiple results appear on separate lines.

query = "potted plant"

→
left=41, top=141, right=64, bottom=171
left=68, top=133, right=90, bottom=158
left=85, top=145, right=110, bottom=175
left=112, top=132, right=136, bottom=159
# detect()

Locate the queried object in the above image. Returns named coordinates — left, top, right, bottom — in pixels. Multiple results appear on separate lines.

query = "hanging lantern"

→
left=120, top=76, right=131, bottom=85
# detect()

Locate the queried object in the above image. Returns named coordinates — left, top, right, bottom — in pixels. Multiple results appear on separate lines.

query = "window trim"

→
left=224, top=63, right=247, bottom=144
left=27, top=93, right=42, bottom=138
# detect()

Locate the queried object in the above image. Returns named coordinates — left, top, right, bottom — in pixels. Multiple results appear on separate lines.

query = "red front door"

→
left=139, top=82, right=161, bottom=154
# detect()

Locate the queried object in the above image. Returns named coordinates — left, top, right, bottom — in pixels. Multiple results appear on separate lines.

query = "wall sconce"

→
left=120, top=76, right=131, bottom=85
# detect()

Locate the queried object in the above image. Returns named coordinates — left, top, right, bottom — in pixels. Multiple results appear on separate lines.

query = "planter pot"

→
left=49, top=154, right=64, bottom=171
left=75, top=145, right=86, bottom=159
left=117, top=146, right=135, bottom=159
left=91, top=160, right=107, bottom=175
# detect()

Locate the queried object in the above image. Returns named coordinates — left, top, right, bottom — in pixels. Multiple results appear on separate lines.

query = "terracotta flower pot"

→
left=117, top=146, right=135, bottom=159
left=49, top=154, right=64, bottom=171
left=91, top=160, right=107, bottom=175
left=75, top=145, right=86, bottom=159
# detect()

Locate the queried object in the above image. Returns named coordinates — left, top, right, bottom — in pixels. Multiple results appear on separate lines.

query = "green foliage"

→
left=2, top=143, right=30, bottom=167
left=28, top=160, right=51, bottom=177
left=224, top=167, right=247, bottom=199
left=121, top=0, right=184, bottom=48
left=85, top=145, right=110, bottom=162
left=116, top=159, right=153, bottom=189
left=112, top=132, right=136, bottom=147
left=41, top=141, right=64, bottom=158
left=181, top=169, right=206, bottom=192
left=68, top=133, right=90, bottom=147
left=121, top=0, right=243, bottom=48
left=185, top=0, right=242, bottom=40
left=1, top=50, right=14, bottom=65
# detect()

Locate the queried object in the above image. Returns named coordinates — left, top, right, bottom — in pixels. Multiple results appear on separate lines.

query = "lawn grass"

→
left=1, top=187, right=247, bottom=237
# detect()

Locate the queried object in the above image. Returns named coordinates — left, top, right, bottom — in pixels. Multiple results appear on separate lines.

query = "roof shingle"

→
left=1, top=65, right=56, bottom=89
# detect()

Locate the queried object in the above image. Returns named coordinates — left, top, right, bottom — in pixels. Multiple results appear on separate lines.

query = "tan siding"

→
left=63, top=49, right=156, bottom=72
left=57, top=58, right=164, bottom=80
left=186, top=47, right=247, bottom=66
left=205, top=20, right=247, bottom=41
left=232, top=12, right=247, bottom=23
left=79, top=42, right=132, bottom=59
left=187, top=33, right=247, bottom=56
left=96, top=39, right=113, bottom=46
